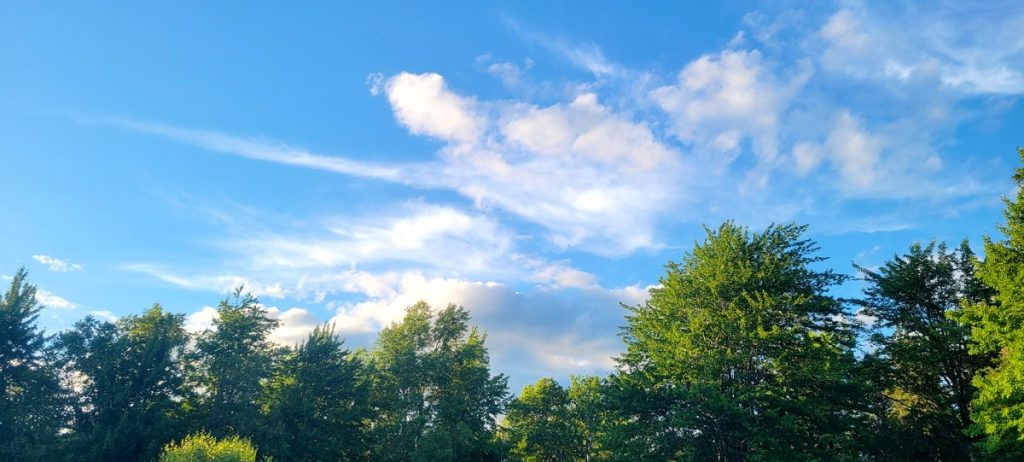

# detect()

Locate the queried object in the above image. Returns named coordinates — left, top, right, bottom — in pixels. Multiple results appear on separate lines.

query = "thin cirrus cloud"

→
left=32, top=254, right=82, bottom=272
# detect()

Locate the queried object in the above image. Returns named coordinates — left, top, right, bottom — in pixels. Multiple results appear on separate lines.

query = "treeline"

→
left=2, top=150, right=1024, bottom=461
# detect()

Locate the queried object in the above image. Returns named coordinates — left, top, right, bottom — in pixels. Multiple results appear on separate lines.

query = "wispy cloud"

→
left=36, top=289, right=78, bottom=310
left=503, top=17, right=625, bottom=78
left=32, top=255, right=82, bottom=272
left=79, top=116, right=415, bottom=182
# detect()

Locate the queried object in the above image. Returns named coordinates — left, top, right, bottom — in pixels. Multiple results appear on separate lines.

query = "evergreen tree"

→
left=0, top=268, right=62, bottom=461
left=189, top=288, right=280, bottom=440
left=55, top=305, right=189, bottom=461
left=616, top=222, right=869, bottom=460
left=260, top=325, right=370, bottom=461
left=857, top=240, right=992, bottom=460
left=957, top=148, right=1024, bottom=458
left=369, top=302, right=508, bottom=461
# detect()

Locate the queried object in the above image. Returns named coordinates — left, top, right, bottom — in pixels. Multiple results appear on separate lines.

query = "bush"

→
left=158, top=432, right=260, bottom=462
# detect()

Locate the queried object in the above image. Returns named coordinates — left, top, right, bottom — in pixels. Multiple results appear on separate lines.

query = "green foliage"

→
left=956, top=148, right=1024, bottom=458
left=260, top=324, right=370, bottom=461
left=54, top=304, right=190, bottom=461
left=189, top=288, right=280, bottom=440
left=503, top=378, right=584, bottom=461
left=616, top=222, right=868, bottom=460
left=159, top=432, right=259, bottom=462
left=0, top=268, right=62, bottom=461
left=369, top=302, right=509, bottom=461
left=857, top=240, right=992, bottom=460
left=567, top=375, right=610, bottom=460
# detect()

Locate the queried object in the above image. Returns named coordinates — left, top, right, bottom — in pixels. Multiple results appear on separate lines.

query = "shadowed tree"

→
left=856, top=240, right=993, bottom=460
left=189, top=288, right=280, bottom=441
left=55, top=305, right=190, bottom=461
left=260, top=324, right=371, bottom=461
left=0, top=268, right=62, bottom=461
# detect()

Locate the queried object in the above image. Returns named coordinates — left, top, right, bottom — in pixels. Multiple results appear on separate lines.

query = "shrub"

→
left=158, top=432, right=260, bottom=462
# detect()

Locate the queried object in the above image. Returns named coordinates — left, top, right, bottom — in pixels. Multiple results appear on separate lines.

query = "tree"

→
left=368, top=302, right=509, bottom=461
left=856, top=240, right=992, bottom=460
left=260, top=325, right=370, bottom=461
left=617, top=222, right=868, bottom=460
left=567, top=375, right=609, bottom=461
left=190, top=288, right=280, bottom=440
left=502, top=378, right=584, bottom=461
left=55, top=305, right=190, bottom=461
left=957, top=148, right=1024, bottom=458
left=0, top=268, right=62, bottom=461
left=159, top=432, right=258, bottom=462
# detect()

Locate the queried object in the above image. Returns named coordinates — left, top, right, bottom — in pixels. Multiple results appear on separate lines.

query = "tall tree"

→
left=0, top=268, right=62, bottom=461
left=616, top=222, right=868, bottom=460
left=369, top=302, right=508, bottom=461
left=260, top=325, right=370, bottom=461
left=567, top=375, right=609, bottom=461
left=957, top=148, right=1024, bottom=458
left=55, top=305, right=190, bottom=461
left=857, top=241, right=993, bottom=460
left=502, top=378, right=584, bottom=461
left=189, top=288, right=280, bottom=440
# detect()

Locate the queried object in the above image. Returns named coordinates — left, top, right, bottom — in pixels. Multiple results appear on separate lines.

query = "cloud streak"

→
left=32, top=255, right=82, bottom=272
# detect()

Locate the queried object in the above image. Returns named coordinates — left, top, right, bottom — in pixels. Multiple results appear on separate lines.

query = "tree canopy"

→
left=5, top=149, right=1024, bottom=461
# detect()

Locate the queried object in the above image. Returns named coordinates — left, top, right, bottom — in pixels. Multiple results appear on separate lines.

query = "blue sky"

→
left=3, top=1, right=1023, bottom=389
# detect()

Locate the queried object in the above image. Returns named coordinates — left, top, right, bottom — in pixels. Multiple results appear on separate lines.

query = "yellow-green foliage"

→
left=158, top=432, right=259, bottom=462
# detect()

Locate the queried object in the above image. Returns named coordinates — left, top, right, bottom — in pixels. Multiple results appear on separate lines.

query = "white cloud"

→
left=825, top=110, right=882, bottom=188
left=184, top=306, right=218, bottom=332
left=266, top=307, right=321, bottom=345
left=504, top=19, right=623, bottom=77
left=36, top=289, right=78, bottom=310
left=817, top=5, right=1024, bottom=94
left=32, top=255, right=82, bottom=272
left=385, top=72, right=485, bottom=144
left=83, top=117, right=409, bottom=182
left=235, top=203, right=513, bottom=275
left=651, top=49, right=810, bottom=163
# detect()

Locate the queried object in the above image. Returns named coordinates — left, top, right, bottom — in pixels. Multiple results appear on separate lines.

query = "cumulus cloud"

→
left=184, top=304, right=322, bottom=346
left=324, top=271, right=652, bottom=383
left=266, top=307, right=321, bottom=345
left=32, top=255, right=82, bottom=272
left=184, top=306, right=219, bottom=332
left=651, top=49, right=810, bottom=163
left=385, top=72, right=485, bottom=144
